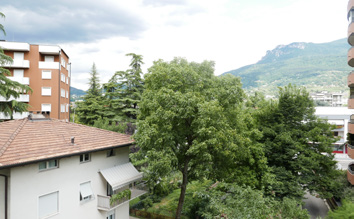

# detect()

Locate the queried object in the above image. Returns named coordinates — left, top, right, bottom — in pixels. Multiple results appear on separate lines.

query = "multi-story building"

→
left=310, top=91, right=344, bottom=107
left=0, top=115, right=146, bottom=219
left=0, top=41, right=70, bottom=121
left=347, top=0, right=354, bottom=185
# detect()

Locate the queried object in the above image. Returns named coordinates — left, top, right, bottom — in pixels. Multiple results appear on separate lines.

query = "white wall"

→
left=8, top=146, right=130, bottom=219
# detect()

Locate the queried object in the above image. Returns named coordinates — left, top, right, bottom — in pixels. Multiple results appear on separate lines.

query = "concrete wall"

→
left=7, top=146, right=130, bottom=219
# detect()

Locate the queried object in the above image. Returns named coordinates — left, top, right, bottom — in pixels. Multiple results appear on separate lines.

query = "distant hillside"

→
left=223, top=38, right=351, bottom=95
left=70, top=87, right=86, bottom=101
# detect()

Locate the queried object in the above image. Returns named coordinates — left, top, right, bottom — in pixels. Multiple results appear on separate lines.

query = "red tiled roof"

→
left=0, top=118, right=134, bottom=168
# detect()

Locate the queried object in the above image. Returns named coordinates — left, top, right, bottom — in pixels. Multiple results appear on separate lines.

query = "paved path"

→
left=303, top=193, right=329, bottom=219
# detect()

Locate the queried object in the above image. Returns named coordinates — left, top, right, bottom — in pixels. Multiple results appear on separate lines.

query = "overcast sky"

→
left=0, top=0, right=349, bottom=90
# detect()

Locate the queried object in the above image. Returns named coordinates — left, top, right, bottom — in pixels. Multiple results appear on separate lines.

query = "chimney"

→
left=71, top=137, right=75, bottom=144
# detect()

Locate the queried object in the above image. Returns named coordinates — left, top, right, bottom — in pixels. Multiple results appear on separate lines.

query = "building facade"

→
left=347, top=0, right=354, bottom=185
left=0, top=117, right=145, bottom=219
left=0, top=41, right=70, bottom=121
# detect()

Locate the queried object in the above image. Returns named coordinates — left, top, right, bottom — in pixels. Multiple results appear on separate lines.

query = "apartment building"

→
left=0, top=41, right=70, bottom=121
left=0, top=116, right=146, bottom=219
left=347, top=0, right=354, bottom=185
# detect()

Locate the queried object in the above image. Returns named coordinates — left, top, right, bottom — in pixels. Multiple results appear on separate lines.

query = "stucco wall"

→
left=7, top=146, right=130, bottom=219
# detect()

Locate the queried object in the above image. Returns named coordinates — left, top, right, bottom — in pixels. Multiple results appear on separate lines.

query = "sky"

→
left=0, top=0, right=349, bottom=90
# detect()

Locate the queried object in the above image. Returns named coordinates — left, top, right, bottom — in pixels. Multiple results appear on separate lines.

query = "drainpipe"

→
left=68, top=62, right=71, bottom=122
left=58, top=50, right=61, bottom=120
left=0, top=174, right=8, bottom=219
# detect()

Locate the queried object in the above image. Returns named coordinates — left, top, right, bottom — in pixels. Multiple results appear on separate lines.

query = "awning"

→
left=99, top=162, right=143, bottom=190
left=332, top=127, right=344, bottom=132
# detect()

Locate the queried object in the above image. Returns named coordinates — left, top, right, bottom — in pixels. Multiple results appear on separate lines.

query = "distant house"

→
left=0, top=115, right=146, bottom=219
left=310, top=91, right=344, bottom=107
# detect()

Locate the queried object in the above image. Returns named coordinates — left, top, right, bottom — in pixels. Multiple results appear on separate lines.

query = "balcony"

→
left=38, top=61, right=59, bottom=69
left=2, top=59, right=30, bottom=68
left=0, top=112, right=28, bottom=120
left=0, top=42, right=30, bottom=51
left=7, top=77, right=30, bottom=85
left=0, top=94, right=29, bottom=102
left=39, top=45, right=60, bottom=55
left=348, top=71, right=354, bottom=87
left=348, top=144, right=354, bottom=159
left=349, top=0, right=354, bottom=16
left=349, top=23, right=354, bottom=46
left=347, top=162, right=354, bottom=185
left=97, top=184, right=148, bottom=211
left=349, top=47, right=354, bottom=67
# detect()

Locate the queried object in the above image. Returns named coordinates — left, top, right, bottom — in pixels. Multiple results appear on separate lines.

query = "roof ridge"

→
left=0, top=118, right=27, bottom=157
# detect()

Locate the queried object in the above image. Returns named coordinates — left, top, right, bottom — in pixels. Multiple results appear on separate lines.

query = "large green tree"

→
left=0, top=12, right=31, bottom=119
left=103, top=53, right=144, bottom=122
left=257, top=84, right=341, bottom=200
left=75, top=63, right=104, bottom=125
left=134, top=58, right=269, bottom=218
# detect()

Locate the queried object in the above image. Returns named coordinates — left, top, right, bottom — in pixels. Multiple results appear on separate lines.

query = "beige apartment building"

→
left=347, top=0, right=354, bottom=185
left=0, top=41, right=70, bottom=121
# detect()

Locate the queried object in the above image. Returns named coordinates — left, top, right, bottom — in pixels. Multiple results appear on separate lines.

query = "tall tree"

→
left=257, top=84, right=341, bottom=200
left=103, top=53, right=144, bottom=122
left=134, top=58, right=269, bottom=218
left=75, top=63, right=104, bottom=125
left=0, top=12, right=31, bottom=119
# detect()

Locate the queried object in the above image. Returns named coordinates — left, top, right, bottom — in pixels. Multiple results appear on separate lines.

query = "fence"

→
left=130, top=209, right=174, bottom=219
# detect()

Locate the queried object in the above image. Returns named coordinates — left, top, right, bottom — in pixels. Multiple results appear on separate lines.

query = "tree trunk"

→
left=175, top=159, right=189, bottom=219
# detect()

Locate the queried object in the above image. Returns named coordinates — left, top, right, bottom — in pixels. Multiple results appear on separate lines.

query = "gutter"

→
left=0, top=143, right=134, bottom=170
left=0, top=174, right=7, bottom=219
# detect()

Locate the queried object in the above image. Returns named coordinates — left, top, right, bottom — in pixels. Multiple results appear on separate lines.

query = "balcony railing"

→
left=97, top=184, right=148, bottom=211
left=0, top=112, right=28, bottom=120
left=7, top=77, right=30, bottom=85
left=39, top=45, right=60, bottom=55
left=38, top=61, right=59, bottom=69
left=347, top=162, right=354, bottom=185
left=0, top=42, right=30, bottom=51
left=2, top=60, right=30, bottom=68
left=0, top=94, right=29, bottom=102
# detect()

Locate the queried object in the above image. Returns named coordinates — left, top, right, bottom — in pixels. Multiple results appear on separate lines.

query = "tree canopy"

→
left=0, top=12, right=31, bottom=119
left=134, top=58, right=270, bottom=218
left=256, top=84, right=341, bottom=200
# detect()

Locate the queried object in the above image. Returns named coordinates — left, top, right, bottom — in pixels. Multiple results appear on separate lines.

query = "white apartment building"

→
left=0, top=116, right=146, bottom=219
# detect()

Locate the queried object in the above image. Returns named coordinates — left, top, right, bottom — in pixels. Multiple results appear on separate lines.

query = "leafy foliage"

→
left=327, top=199, right=354, bottom=219
left=75, top=63, right=104, bottom=125
left=134, top=58, right=270, bottom=218
left=256, top=84, right=341, bottom=200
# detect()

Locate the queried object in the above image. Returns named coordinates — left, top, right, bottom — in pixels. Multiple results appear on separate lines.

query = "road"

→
left=303, top=193, right=329, bottom=219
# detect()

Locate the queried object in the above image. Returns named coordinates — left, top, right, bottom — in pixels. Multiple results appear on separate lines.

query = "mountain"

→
left=70, top=87, right=86, bottom=101
left=223, top=38, right=352, bottom=94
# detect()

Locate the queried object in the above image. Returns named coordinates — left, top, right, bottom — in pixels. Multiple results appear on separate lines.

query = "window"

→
left=41, top=104, right=51, bottom=112
left=45, top=56, right=54, bottom=62
left=107, top=183, right=113, bottom=196
left=13, top=69, right=24, bottom=78
left=61, top=89, right=65, bottom=97
left=41, top=87, right=51, bottom=96
left=42, top=70, right=51, bottom=79
left=61, top=58, right=66, bottom=68
left=80, top=181, right=93, bottom=202
left=66, top=90, right=69, bottom=99
left=66, top=104, right=69, bottom=112
left=106, top=211, right=115, bottom=219
left=61, top=104, right=65, bottom=113
left=350, top=10, right=354, bottom=24
left=107, top=149, right=115, bottom=157
left=66, top=77, right=69, bottom=84
left=39, top=159, right=58, bottom=171
left=14, top=52, right=24, bottom=60
left=39, top=191, right=58, bottom=219
left=61, top=73, right=65, bottom=82
left=80, top=153, right=90, bottom=163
